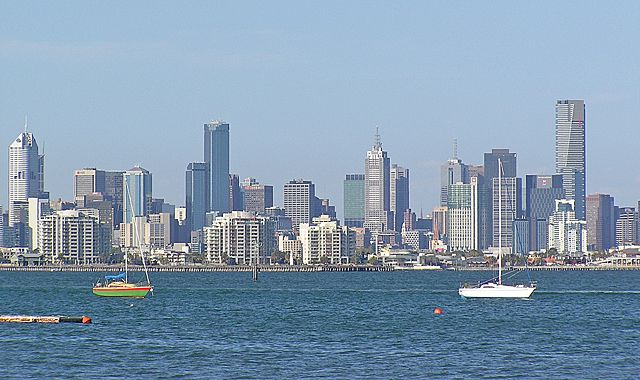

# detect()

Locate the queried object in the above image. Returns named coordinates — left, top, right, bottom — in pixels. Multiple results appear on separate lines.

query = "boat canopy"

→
left=105, top=273, right=126, bottom=281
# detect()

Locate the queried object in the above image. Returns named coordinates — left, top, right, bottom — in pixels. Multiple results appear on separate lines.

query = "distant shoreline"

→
left=0, top=265, right=638, bottom=272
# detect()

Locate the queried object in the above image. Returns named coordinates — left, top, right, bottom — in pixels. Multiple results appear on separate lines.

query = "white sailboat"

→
left=458, top=158, right=536, bottom=298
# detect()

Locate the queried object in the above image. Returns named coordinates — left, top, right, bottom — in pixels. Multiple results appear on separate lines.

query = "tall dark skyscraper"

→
left=104, top=170, right=124, bottom=227
left=204, top=120, right=230, bottom=214
left=525, top=175, right=564, bottom=220
left=586, top=194, right=615, bottom=251
left=391, top=164, right=410, bottom=232
left=229, top=174, right=243, bottom=211
left=186, top=162, right=209, bottom=232
left=483, top=149, right=517, bottom=248
left=555, top=100, right=586, bottom=220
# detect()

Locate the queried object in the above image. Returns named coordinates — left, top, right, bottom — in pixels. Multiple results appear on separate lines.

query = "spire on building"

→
left=452, top=138, right=458, bottom=160
left=373, top=127, right=382, bottom=150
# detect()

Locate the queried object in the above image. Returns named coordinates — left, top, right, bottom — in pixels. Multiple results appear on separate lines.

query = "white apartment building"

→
left=299, top=215, right=354, bottom=265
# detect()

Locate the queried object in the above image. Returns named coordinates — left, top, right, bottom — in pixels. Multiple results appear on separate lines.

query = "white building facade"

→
left=299, top=215, right=355, bottom=265
left=548, top=200, right=587, bottom=254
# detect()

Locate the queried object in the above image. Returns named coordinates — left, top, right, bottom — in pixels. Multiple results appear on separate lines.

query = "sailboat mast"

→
left=498, top=158, right=502, bottom=285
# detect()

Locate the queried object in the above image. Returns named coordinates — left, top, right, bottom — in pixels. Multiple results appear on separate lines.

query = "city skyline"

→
left=2, top=2, right=640, bottom=218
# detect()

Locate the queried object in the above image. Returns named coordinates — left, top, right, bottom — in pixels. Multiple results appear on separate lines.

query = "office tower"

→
left=229, top=174, right=243, bottom=211
left=203, top=211, right=276, bottom=264
left=483, top=149, right=517, bottom=248
left=548, top=200, right=587, bottom=254
left=74, top=168, right=105, bottom=201
left=284, top=179, right=316, bottom=231
left=8, top=130, right=45, bottom=226
left=243, top=183, right=274, bottom=214
left=556, top=100, right=586, bottom=220
left=403, top=209, right=416, bottom=232
left=525, top=175, right=564, bottom=220
left=364, top=130, right=391, bottom=233
left=615, top=207, right=638, bottom=246
left=104, top=170, right=124, bottom=226
left=468, top=165, right=484, bottom=180
left=492, top=177, right=522, bottom=252
left=186, top=162, right=209, bottom=232
left=391, top=164, right=410, bottom=232
left=440, top=144, right=469, bottom=206
left=122, top=166, right=152, bottom=224
left=512, top=219, right=530, bottom=255
left=147, top=213, right=172, bottom=248
left=343, top=174, right=365, bottom=228
left=586, top=194, right=616, bottom=251
left=432, top=206, right=448, bottom=242
left=39, top=210, right=110, bottom=264
left=318, top=198, right=336, bottom=219
left=446, top=177, right=479, bottom=251
left=204, top=120, right=230, bottom=213
left=299, top=215, right=355, bottom=264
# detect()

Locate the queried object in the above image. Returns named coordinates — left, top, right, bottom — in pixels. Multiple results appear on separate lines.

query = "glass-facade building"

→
left=204, top=121, right=230, bottom=214
left=344, top=174, right=365, bottom=227
left=556, top=100, right=586, bottom=220
left=123, top=167, right=152, bottom=224
left=186, top=162, right=209, bottom=232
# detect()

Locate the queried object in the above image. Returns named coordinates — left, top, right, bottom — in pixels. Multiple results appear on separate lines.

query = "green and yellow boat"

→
left=92, top=273, right=153, bottom=297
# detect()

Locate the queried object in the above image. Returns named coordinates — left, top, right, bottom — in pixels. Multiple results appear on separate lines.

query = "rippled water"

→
left=1, top=270, right=639, bottom=379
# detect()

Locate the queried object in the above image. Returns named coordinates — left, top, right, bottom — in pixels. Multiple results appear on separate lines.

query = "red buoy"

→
left=433, top=307, right=443, bottom=315
left=82, top=316, right=92, bottom=324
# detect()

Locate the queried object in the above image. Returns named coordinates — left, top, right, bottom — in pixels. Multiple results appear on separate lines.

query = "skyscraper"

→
left=343, top=174, right=365, bottom=228
left=8, top=130, right=45, bottom=226
left=440, top=144, right=468, bottom=206
left=104, top=170, right=124, bottom=226
left=615, top=207, right=638, bottom=246
left=586, top=194, right=615, bottom=251
left=204, top=120, right=230, bottom=214
left=556, top=100, right=586, bottom=220
left=483, top=149, right=517, bottom=248
left=492, top=177, right=522, bottom=252
left=284, top=179, right=316, bottom=231
left=229, top=174, right=243, bottom=211
left=548, top=200, right=587, bottom=254
left=390, top=164, right=410, bottom=232
left=364, top=130, right=391, bottom=233
left=525, top=175, right=564, bottom=220
left=243, top=183, right=274, bottom=214
left=186, top=162, right=209, bottom=232
left=446, top=177, right=480, bottom=251
left=74, top=168, right=105, bottom=198
left=122, top=166, right=152, bottom=224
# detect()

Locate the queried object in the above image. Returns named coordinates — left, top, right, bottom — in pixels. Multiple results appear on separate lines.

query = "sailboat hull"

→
left=92, top=286, right=152, bottom=298
left=459, top=284, right=536, bottom=298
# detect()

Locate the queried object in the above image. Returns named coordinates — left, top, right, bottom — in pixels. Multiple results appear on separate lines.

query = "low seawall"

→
left=0, top=265, right=395, bottom=272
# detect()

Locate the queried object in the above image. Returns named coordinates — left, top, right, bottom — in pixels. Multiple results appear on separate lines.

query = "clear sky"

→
left=1, top=1, right=639, bottom=218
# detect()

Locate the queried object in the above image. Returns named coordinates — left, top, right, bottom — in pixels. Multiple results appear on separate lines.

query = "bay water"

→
left=1, top=270, right=639, bottom=379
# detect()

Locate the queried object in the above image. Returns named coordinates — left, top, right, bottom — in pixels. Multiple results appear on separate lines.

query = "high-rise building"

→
left=446, top=177, right=480, bottom=251
left=243, top=183, right=274, bottom=214
left=343, top=174, right=365, bottom=228
left=229, top=174, right=243, bottom=211
left=432, top=206, right=448, bottom=242
left=512, top=218, right=530, bottom=255
left=440, top=146, right=468, bottom=207
left=364, top=130, right=391, bottom=233
left=483, top=149, right=517, bottom=248
left=586, top=194, right=616, bottom=251
left=28, top=197, right=52, bottom=251
left=284, top=180, right=316, bottom=231
left=556, top=100, right=586, bottom=220
left=74, top=168, right=105, bottom=202
left=204, top=120, right=230, bottom=213
left=615, top=207, right=638, bottom=246
left=525, top=175, right=565, bottom=220
left=548, top=200, right=587, bottom=254
left=299, top=215, right=354, bottom=265
left=104, top=170, right=124, bottom=226
left=186, top=162, right=209, bottom=232
left=39, top=210, right=110, bottom=264
left=203, top=211, right=276, bottom=264
left=9, top=131, right=45, bottom=226
left=391, top=164, right=410, bottom=232
left=122, top=166, right=152, bottom=225
left=492, top=177, right=522, bottom=252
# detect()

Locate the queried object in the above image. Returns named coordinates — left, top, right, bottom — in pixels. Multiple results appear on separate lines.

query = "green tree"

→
left=270, top=250, right=287, bottom=264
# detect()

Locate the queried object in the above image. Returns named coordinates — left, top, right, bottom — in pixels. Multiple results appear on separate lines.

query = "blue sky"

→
left=1, top=1, right=639, bottom=218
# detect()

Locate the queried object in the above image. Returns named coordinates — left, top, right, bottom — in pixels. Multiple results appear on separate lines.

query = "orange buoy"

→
left=433, top=307, right=443, bottom=315
left=82, top=316, right=92, bottom=324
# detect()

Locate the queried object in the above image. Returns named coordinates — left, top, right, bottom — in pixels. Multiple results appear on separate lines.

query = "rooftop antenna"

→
left=374, top=126, right=381, bottom=148
left=24, top=115, right=28, bottom=133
